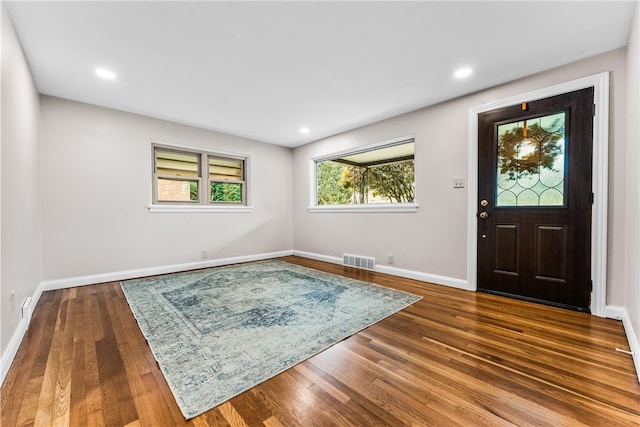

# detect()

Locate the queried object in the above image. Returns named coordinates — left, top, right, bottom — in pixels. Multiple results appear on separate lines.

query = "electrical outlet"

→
left=453, top=177, right=465, bottom=188
left=22, top=297, right=32, bottom=321
left=10, top=291, right=15, bottom=312
left=201, top=250, right=208, bottom=259
left=388, top=254, right=394, bottom=265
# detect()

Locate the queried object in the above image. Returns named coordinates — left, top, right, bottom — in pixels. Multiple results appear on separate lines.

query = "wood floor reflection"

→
left=2, top=255, right=639, bottom=426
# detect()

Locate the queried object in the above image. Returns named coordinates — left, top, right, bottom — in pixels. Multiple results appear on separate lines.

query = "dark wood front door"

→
left=477, top=87, right=594, bottom=312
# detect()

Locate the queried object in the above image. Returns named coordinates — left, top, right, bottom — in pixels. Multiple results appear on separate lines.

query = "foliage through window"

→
left=496, top=112, right=565, bottom=206
left=315, top=139, right=415, bottom=205
left=153, top=144, right=246, bottom=206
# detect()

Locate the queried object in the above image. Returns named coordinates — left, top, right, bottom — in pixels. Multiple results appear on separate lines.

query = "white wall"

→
left=1, top=2, right=41, bottom=356
left=39, top=97, right=293, bottom=282
left=293, top=48, right=628, bottom=306
left=1, top=1, right=637, bottom=383
left=625, top=2, right=640, bottom=365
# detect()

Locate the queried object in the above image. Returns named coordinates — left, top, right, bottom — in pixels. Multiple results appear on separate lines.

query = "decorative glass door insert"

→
left=478, top=87, right=594, bottom=312
left=496, top=112, right=566, bottom=207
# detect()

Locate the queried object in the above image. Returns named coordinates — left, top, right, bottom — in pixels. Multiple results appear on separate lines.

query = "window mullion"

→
left=201, top=152, right=208, bottom=205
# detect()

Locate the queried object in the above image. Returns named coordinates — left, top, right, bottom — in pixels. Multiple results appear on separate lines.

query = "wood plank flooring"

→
left=1, top=256, right=639, bottom=426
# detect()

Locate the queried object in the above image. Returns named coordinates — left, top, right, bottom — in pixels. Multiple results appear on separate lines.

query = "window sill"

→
left=148, top=204, right=253, bottom=213
left=307, top=203, right=419, bottom=213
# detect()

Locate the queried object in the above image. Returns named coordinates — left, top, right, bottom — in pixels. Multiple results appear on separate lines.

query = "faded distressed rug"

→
left=120, top=260, right=421, bottom=419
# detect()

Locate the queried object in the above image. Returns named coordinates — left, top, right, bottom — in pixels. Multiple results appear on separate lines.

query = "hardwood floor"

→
left=1, top=256, right=639, bottom=426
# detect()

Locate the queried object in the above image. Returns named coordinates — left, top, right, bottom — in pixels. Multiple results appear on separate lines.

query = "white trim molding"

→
left=376, top=265, right=468, bottom=290
left=307, top=204, right=418, bottom=213
left=40, top=250, right=294, bottom=291
left=605, top=305, right=640, bottom=383
left=2, top=250, right=293, bottom=386
left=1, top=318, right=30, bottom=386
left=467, top=72, right=610, bottom=317
left=604, top=305, right=625, bottom=320
left=148, top=205, right=253, bottom=213
left=293, top=250, right=343, bottom=265
left=292, top=250, right=468, bottom=290
left=1, top=286, right=43, bottom=386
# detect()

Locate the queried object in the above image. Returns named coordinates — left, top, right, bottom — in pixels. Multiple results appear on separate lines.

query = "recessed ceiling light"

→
left=95, top=68, right=116, bottom=80
left=454, top=67, right=473, bottom=79
left=299, top=127, right=310, bottom=134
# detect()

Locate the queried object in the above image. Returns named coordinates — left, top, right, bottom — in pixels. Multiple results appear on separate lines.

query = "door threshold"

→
left=478, top=288, right=591, bottom=314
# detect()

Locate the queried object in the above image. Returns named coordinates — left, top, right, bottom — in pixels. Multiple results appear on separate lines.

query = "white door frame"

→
left=467, top=72, right=610, bottom=317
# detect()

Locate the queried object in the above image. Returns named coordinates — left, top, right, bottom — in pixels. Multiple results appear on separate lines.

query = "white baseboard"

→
left=1, top=285, right=43, bottom=386
left=40, top=250, right=294, bottom=291
left=1, top=318, right=29, bottom=386
left=292, top=250, right=343, bottom=265
left=606, top=305, right=640, bottom=383
left=604, top=305, right=625, bottom=320
left=292, top=250, right=469, bottom=290
left=293, top=251, right=639, bottom=381
left=376, top=264, right=470, bottom=290
left=5, top=251, right=636, bottom=387
left=1, top=250, right=293, bottom=387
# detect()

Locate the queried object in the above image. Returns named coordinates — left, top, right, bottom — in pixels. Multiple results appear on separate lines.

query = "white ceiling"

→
left=5, top=1, right=636, bottom=147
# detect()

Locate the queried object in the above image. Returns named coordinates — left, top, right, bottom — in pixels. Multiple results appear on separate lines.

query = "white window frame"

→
left=148, top=141, right=252, bottom=213
left=308, top=135, right=419, bottom=213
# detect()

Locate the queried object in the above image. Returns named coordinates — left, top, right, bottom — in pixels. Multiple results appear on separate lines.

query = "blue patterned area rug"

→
left=120, top=260, right=421, bottom=419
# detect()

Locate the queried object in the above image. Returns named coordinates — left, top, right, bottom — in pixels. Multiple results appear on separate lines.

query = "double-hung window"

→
left=152, top=143, right=247, bottom=208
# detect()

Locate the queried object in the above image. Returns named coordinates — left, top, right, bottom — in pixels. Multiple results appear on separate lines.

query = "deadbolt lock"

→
left=480, top=199, right=489, bottom=207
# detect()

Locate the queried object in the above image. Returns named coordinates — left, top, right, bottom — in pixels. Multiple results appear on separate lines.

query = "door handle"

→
left=479, top=211, right=489, bottom=220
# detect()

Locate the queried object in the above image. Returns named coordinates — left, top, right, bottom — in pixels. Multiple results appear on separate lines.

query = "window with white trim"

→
left=313, top=138, right=415, bottom=207
left=153, top=144, right=247, bottom=206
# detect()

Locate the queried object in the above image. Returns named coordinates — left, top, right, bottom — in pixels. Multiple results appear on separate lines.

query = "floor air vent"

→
left=343, top=254, right=376, bottom=271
